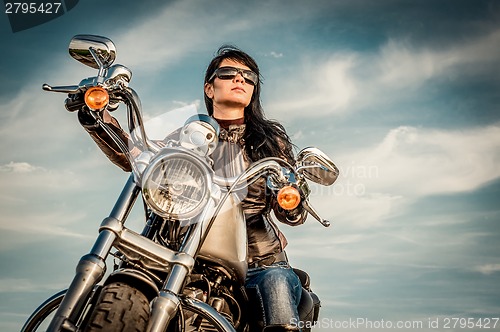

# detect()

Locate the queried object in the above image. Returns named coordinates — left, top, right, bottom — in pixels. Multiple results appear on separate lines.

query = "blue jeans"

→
left=245, top=261, right=302, bottom=328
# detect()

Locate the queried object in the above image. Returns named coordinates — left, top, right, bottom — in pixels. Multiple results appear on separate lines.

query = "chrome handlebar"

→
left=212, top=157, right=331, bottom=227
left=42, top=84, right=80, bottom=94
left=42, top=74, right=332, bottom=228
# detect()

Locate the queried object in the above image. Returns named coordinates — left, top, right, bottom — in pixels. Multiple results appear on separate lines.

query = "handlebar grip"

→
left=65, top=93, right=85, bottom=112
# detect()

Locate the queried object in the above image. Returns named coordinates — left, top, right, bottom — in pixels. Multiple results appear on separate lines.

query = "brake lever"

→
left=42, top=83, right=80, bottom=94
left=302, top=198, right=331, bottom=227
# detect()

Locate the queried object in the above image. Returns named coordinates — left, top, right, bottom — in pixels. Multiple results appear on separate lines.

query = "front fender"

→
left=181, top=296, right=237, bottom=332
left=105, top=268, right=160, bottom=301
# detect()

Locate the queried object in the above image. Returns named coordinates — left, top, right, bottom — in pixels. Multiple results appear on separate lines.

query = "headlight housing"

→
left=141, top=149, right=211, bottom=220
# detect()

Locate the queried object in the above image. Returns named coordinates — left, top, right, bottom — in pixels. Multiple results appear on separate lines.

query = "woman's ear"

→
left=204, top=83, right=214, bottom=99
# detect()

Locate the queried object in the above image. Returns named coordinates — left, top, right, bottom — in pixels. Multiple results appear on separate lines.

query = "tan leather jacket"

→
left=80, top=112, right=307, bottom=264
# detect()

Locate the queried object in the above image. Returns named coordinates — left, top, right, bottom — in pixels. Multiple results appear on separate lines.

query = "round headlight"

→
left=142, top=150, right=211, bottom=220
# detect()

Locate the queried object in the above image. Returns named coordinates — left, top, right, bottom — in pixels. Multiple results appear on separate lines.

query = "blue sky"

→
left=1, top=0, right=500, bottom=331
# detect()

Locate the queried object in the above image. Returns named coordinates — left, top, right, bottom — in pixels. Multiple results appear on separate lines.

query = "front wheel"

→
left=21, top=290, right=66, bottom=332
left=83, top=282, right=150, bottom=332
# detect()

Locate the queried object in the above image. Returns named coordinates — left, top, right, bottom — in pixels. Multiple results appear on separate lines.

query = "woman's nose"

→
left=234, top=73, right=245, bottom=84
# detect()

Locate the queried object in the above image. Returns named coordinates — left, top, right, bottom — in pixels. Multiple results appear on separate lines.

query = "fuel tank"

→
left=199, top=196, right=248, bottom=284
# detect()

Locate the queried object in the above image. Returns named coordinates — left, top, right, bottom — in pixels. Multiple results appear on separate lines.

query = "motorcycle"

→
left=21, top=35, right=339, bottom=332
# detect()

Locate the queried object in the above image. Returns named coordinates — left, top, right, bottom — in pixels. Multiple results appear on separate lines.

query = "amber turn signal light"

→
left=84, top=87, right=109, bottom=110
left=277, top=186, right=301, bottom=210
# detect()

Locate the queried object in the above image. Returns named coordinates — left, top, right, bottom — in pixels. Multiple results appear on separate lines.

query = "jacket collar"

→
left=219, top=124, right=246, bottom=144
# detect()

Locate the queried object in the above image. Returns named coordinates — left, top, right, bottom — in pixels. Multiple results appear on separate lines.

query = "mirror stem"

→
left=89, top=47, right=106, bottom=83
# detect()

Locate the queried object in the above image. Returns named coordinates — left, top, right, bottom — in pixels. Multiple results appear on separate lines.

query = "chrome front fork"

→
left=146, top=201, right=212, bottom=331
left=47, top=175, right=140, bottom=332
left=46, top=173, right=235, bottom=332
left=146, top=199, right=236, bottom=332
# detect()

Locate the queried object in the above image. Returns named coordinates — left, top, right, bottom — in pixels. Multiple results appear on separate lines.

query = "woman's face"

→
left=205, top=58, right=255, bottom=116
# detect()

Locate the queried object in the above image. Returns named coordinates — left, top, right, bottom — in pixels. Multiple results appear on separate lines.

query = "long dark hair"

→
left=204, top=45, right=295, bottom=163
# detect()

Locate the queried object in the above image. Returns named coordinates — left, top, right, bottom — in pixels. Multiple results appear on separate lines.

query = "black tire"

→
left=83, top=282, right=150, bottom=332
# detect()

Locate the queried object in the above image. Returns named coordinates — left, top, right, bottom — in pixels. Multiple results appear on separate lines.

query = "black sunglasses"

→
left=209, top=66, right=258, bottom=86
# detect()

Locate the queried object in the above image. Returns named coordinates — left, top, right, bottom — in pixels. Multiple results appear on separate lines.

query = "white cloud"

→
left=0, top=161, right=83, bottom=194
left=376, top=27, right=500, bottom=88
left=0, top=278, right=64, bottom=293
left=376, top=39, right=455, bottom=87
left=281, top=123, right=500, bottom=277
left=113, top=1, right=316, bottom=72
left=0, top=161, right=42, bottom=173
left=267, top=26, right=500, bottom=118
left=267, top=54, right=358, bottom=116
left=0, top=83, right=86, bottom=161
left=307, top=183, right=405, bottom=228
left=262, top=51, right=284, bottom=58
left=368, top=27, right=500, bottom=101
left=474, top=264, right=500, bottom=275
left=282, top=122, right=500, bottom=258
left=340, top=124, right=500, bottom=197
left=0, top=210, right=89, bottom=238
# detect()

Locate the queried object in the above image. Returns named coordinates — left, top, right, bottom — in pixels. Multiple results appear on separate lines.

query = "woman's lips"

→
left=232, top=87, right=246, bottom=93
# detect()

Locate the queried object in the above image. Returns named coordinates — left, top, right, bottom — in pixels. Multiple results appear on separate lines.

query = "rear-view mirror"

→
left=296, top=147, right=339, bottom=186
left=68, top=34, right=116, bottom=69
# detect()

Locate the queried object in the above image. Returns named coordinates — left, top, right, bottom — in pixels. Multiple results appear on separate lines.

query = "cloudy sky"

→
left=1, top=0, right=500, bottom=331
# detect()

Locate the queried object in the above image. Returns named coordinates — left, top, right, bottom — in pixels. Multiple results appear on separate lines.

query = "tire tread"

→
left=84, top=282, right=149, bottom=332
